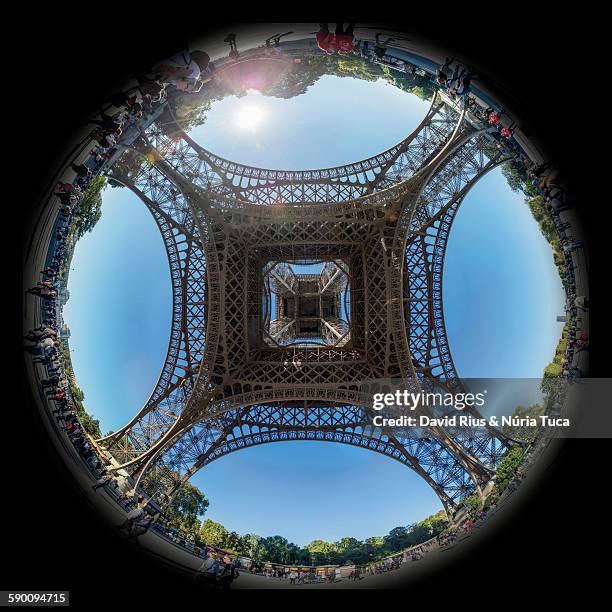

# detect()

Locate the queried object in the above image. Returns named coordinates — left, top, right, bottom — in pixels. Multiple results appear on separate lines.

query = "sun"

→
left=235, top=105, right=264, bottom=130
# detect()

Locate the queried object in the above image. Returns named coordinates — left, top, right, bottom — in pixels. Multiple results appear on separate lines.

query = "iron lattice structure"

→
left=98, top=93, right=515, bottom=515
left=262, top=260, right=351, bottom=348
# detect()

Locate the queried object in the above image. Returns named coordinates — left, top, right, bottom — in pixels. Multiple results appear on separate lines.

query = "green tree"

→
left=170, top=509, right=451, bottom=567
left=364, top=536, right=385, bottom=548
left=501, top=159, right=537, bottom=196
left=170, top=81, right=226, bottom=130
left=544, top=362, right=563, bottom=378
left=77, top=409, right=102, bottom=438
left=258, top=535, right=308, bottom=565
left=462, top=494, right=482, bottom=518
left=304, top=539, right=338, bottom=566
left=362, top=536, right=384, bottom=562
left=218, top=530, right=241, bottom=553
left=411, top=510, right=448, bottom=540
left=502, top=403, right=545, bottom=443
left=384, top=526, right=411, bottom=552
left=70, top=384, right=85, bottom=402
left=65, top=381, right=101, bottom=438
left=73, top=176, right=106, bottom=238
left=238, top=533, right=264, bottom=560
left=494, top=446, right=525, bottom=494
left=200, top=519, right=231, bottom=548
left=166, top=481, right=209, bottom=536
left=334, top=536, right=368, bottom=565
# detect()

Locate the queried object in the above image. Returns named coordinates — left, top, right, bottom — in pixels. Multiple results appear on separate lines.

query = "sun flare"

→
left=235, top=105, right=264, bottom=130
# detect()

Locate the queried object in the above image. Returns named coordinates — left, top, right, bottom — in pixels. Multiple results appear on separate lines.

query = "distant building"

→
left=58, top=286, right=70, bottom=308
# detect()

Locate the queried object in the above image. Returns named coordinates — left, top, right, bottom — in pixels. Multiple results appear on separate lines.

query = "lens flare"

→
left=235, top=105, right=263, bottom=130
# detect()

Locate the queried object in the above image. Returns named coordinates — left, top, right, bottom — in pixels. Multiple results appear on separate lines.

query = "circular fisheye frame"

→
left=23, top=23, right=588, bottom=590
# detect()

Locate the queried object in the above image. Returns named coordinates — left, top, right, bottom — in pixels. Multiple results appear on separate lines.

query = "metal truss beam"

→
left=144, top=93, right=458, bottom=204
left=139, top=405, right=476, bottom=514
left=95, top=158, right=207, bottom=460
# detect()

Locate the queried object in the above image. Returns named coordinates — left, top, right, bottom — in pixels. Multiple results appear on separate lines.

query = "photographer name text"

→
left=371, top=414, right=570, bottom=428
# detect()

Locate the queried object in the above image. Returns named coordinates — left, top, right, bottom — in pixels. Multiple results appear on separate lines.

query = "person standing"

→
left=333, top=23, right=355, bottom=53
left=217, top=554, right=239, bottom=589
left=194, top=551, right=219, bottom=586
left=316, top=23, right=335, bottom=53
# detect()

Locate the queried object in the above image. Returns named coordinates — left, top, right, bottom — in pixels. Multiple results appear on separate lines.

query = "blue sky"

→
left=64, top=75, right=564, bottom=546
left=189, top=76, right=430, bottom=168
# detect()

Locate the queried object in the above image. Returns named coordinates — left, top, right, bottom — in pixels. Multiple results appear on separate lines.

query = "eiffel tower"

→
left=98, top=93, right=514, bottom=516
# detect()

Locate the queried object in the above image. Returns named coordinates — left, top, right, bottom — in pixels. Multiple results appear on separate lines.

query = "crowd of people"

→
left=194, top=551, right=241, bottom=589
left=23, top=26, right=588, bottom=588
left=246, top=566, right=333, bottom=584
left=351, top=37, right=478, bottom=100
left=144, top=50, right=214, bottom=93
left=184, top=494, right=527, bottom=585
left=361, top=539, right=436, bottom=576
left=22, top=43, right=219, bottom=557
left=435, top=57, right=476, bottom=97
left=523, top=163, right=587, bottom=383
left=351, top=32, right=589, bottom=385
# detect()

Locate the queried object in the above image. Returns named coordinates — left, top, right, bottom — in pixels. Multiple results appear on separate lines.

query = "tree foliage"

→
left=166, top=481, right=209, bottom=536
left=73, top=176, right=106, bottom=239
left=498, top=158, right=570, bottom=432
left=494, top=446, right=524, bottom=494
left=502, top=403, right=545, bottom=443
left=200, top=519, right=231, bottom=548
left=77, top=408, right=102, bottom=438
left=65, top=380, right=102, bottom=438
left=463, top=494, right=482, bottom=517
left=169, top=54, right=435, bottom=132
left=501, top=159, right=537, bottom=196
left=196, top=510, right=449, bottom=566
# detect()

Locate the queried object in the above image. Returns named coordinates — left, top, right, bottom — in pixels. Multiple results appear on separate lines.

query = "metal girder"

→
left=143, top=94, right=457, bottom=204
left=263, top=260, right=349, bottom=348
left=95, top=157, right=207, bottom=461
left=404, top=134, right=510, bottom=391
left=140, top=405, right=475, bottom=513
